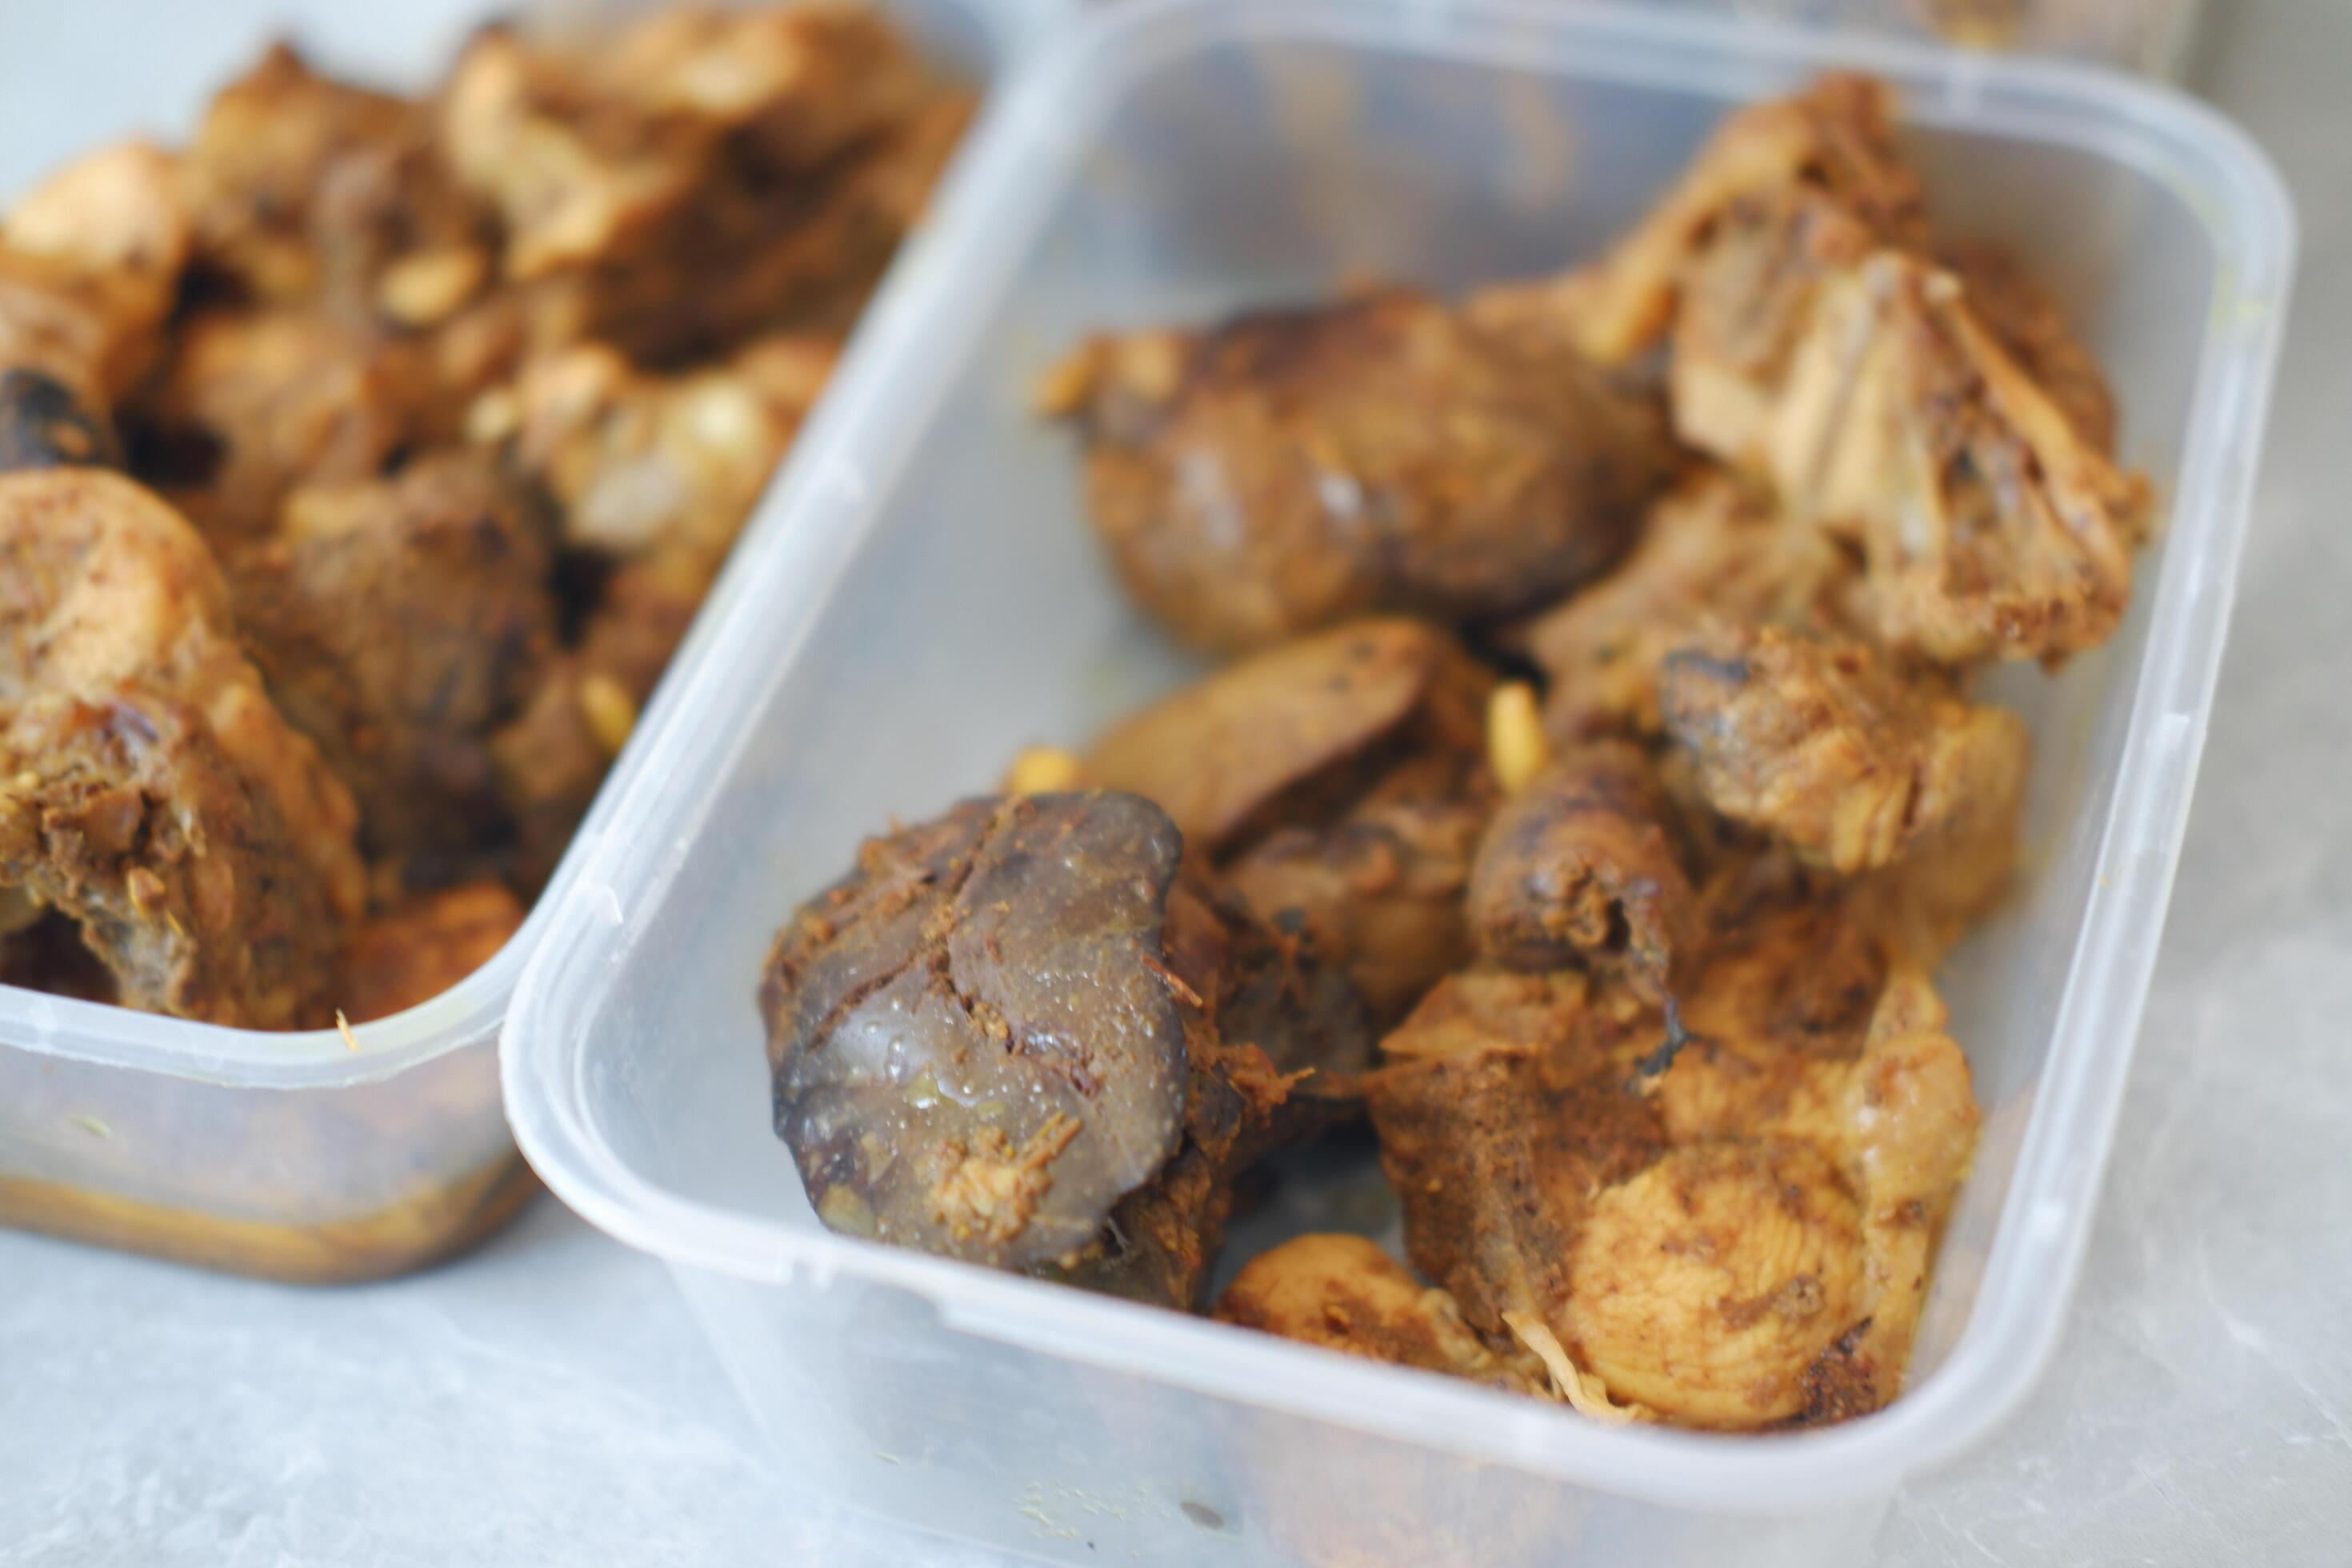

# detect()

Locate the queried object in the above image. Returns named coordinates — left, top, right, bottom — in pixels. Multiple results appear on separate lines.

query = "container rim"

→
left=503, top=0, right=2297, bottom=1514
left=0, top=0, right=1074, bottom=1093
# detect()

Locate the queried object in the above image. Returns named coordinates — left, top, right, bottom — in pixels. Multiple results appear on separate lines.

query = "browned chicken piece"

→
left=131, top=306, right=427, bottom=541
left=181, top=43, right=414, bottom=303
left=0, top=142, right=191, bottom=412
left=497, top=332, right=834, bottom=562
left=567, top=86, right=974, bottom=361
left=1663, top=182, right=2149, bottom=666
left=1758, top=250, right=2150, bottom=665
left=182, top=44, right=495, bottom=334
left=1665, top=181, right=1883, bottom=474
left=1220, top=749, right=1494, bottom=1025
left=1939, top=240, right=2116, bottom=454
left=1522, top=471, right=1856, bottom=742
left=1515, top=74, right=2144, bottom=667
left=761, top=792, right=1365, bottom=1307
left=1366, top=893, right=1978, bottom=1430
left=1658, top=622, right=2029, bottom=882
left=0, top=468, right=365, bottom=1026
left=1466, top=740, right=1698, bottom=1000
left=1045, top=287, right=1679, bottom=654
left=439, top=5, right=934, bottom=283
left=1214, top=1234, right=1546, bottom=1396
left=1079, top=619, right=1498, bottom=1022
left=341, top=878, right=526, bottom=1023
left=488, top=555, right=703, bottom=890
left=231, top=451, right=558, bottom=870
left=480, top=334, right=834, bottom=883
left=1477, top=74, right=1926, bottom=368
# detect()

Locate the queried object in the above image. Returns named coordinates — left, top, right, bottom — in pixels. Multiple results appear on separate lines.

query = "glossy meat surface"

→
left=1050, top=288, right=1677, bottom=653
left=761, top=793, right=1196, bottom=1270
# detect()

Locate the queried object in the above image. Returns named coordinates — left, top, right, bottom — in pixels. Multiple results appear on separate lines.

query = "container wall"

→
left=673, top=1264, right=1890, bottom=1566
left=0, top=1034, right=524, bottom=1282
left=0, top=0, right=1059, bottom=1277
left=570, top=10, right=2217, bottom=1388
left=1646, top=0, right=2202, bottom=76
left=503, top=0, right=2286, bottom=1543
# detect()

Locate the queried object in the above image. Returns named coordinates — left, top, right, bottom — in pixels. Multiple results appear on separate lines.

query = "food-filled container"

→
left=502, top=0, right=2293, bottom=1558
left=0, top=0, right=1068, bottom=1283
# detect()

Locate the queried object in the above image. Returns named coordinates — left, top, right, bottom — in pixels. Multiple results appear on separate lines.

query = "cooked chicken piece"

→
left=1522, top=471, right=1855, bottom=742
left=1466, top=740, right=1698, bottom=1000
left=488, top=554, right=703, bottom=890
left=437, top=30, right=708, bottom=286
left=1476, top=74, right=1926, bottom=368
left=567, top=87, right=974, bottom=361
left=1079, top=619, right=1498, bottom=1021
left=231, top=451, right=557, bottom=870
left=0, top=142, right=190, bottom=408
left=476, top=334, right=832, bottom=882
left=341, top=879, right=526, bottom=1023
left=761, top=792, right=1364, bottom=1306
left=1939, top=240, right=2116, bottom=454
left=1756, top=250, right=2150, bottom=665
left=1634, top=932, right=1980, bottom=1426
left=1507, top=74, right=2144, bottom=667
left=600, top=3, right=935, bottom=172
left=1366, top=894, right=1978, bottom=1430
left=1658, top=622, right=2029, bottom=879
left=181, top=43, right=415, bottom=303
left=1212, top=875, right=1378, bottom=1129
left=132, top=306, right=426, bottom=540
left=1666, top=181, right=1883, bottom=474
left=439, top=6, right=934, bottom=282
left=1221, top=748, right=1492, bottom=1024
left=180, top=44, right=494, bottom=334
left=1046, top=286, right=1678, bottom=654
left=499, top=332, right=833, bottom=562
left=1214, top=1234, right=1546, bottom=1396
left=1659, top=178, right=2147, bottom=666
left=0, top=468, right=364, bottom=1026
left=1847, top=732, right=2028, bottom=966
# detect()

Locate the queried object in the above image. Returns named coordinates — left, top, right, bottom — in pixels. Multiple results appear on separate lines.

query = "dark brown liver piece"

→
left=1053, top=288, right=1678, bottom=654
left=760, top=792, right=1194, bottom=1271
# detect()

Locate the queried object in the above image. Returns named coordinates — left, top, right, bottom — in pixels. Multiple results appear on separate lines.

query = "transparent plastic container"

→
left=502, top=0, right=2294, bottom=1558
left=1660, top=0, right=2205, bottom=78
left=0, top=0, right=1067, bottom=1283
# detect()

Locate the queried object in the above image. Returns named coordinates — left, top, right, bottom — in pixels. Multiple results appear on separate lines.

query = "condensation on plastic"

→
left=502, top=0, right=2293, bottom=1558
left=0, top=0, right=1070, bottom=1282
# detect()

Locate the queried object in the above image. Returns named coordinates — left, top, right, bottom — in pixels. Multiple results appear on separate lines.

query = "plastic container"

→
left=502, top=0, right=2294, bottom=1558
left=0, top=0, right=1067, bottom=1283
left=1662, top=0, right=2205, bottom=78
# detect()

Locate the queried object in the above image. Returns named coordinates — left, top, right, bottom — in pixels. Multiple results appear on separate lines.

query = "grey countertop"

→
left=4, top=2, right=2350, bottom=1564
